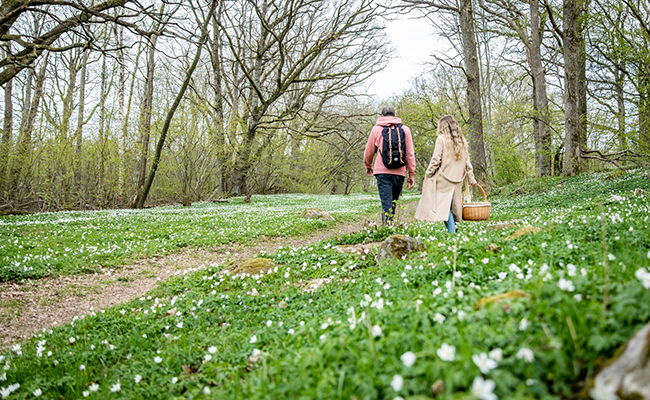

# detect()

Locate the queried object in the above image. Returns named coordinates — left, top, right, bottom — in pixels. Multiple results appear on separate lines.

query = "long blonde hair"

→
left=438, top=115, right=468, bottom=160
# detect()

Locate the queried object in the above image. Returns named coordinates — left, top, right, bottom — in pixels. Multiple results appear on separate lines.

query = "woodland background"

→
left=0, top=0, right=648, bottom=211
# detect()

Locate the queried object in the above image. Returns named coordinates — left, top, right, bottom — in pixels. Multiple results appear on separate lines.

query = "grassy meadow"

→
left=1, top=169, right=649, bottom=399
left=0, top=194, right=394, bottom=282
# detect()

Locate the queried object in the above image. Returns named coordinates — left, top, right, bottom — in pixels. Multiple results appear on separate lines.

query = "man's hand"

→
left=366, top=167, right=373, bottom=176
left=407, top=176, right=414, bottom=189
left=470, top=181, right=479, bottom=187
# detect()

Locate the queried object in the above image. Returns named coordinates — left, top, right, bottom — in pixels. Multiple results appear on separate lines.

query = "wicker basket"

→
left=462, top=184, right=490, bottom=221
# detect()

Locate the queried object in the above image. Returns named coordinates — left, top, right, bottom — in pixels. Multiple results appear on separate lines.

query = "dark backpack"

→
left=379, top=124, right=407, bottom=169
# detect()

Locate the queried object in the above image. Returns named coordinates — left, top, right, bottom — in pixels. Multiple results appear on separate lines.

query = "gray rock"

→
left=376, top=234, right=425, bottom=261
left=591, top=323, right=650, bottom=400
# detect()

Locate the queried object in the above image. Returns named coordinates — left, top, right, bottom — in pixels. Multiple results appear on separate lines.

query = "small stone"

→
left=431, top=380, right=445, bottom=397
left=301, top=208, right=335, bottom=221
left=278, top=301, right=287, bottom=309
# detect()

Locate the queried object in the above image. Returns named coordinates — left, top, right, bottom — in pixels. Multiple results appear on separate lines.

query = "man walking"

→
left=364, top=106, right=416, bottom=224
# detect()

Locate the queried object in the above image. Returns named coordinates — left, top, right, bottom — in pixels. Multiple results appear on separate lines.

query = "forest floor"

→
left=0, top=202, right=418, bottom=348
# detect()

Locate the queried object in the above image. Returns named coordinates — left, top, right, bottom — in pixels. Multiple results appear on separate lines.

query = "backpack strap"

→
left=388, top=125, right=393, bottom=161
left=395, top=124, right=404, bottom=163
left=377, top=126, right=390, bottom=155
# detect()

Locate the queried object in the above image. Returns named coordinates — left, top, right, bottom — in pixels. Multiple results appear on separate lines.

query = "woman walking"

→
left=415, top=115, right=478, bottom=233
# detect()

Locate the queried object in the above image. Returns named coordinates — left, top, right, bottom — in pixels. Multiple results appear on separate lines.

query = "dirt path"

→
left=0, top=202, right=417, bottom=349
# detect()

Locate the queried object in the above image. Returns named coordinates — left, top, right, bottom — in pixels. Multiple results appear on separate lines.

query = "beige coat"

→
left=415, top=135, right=477, bottom=222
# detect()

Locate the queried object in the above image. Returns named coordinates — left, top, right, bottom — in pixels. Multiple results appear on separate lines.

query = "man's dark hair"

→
left=381, top=106, right=395, bottom=116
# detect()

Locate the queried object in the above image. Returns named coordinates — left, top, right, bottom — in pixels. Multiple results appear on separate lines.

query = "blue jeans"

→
left=444, top=209, right=456, bottom=233
left=375, top=174, right=405, bottom=224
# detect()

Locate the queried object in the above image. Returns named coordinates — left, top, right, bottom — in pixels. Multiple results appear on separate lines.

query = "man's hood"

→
left=375, top=116, right=403, bottom=127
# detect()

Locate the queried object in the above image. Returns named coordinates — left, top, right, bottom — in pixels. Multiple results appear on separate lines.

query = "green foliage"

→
left=1, top=169, right=649, bottom=399
left=491, top=133, right=528, bottom=186
left=0, top=194, right=384, bottom=281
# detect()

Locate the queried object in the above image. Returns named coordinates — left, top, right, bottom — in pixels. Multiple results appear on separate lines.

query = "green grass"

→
left=1, top=169, right=649, bottom=399
left=0, top=299, right=24, bottom=324
left=0, top=194, right=394, bottom=282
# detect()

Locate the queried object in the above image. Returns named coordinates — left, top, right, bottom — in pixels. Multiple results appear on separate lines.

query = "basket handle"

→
left=475, top=183, right=487, bottom=201
left=463, top=183, right=487, bottom=203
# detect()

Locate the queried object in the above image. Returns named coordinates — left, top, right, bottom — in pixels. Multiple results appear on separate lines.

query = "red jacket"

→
left=364, top=116, right=416, bottom=179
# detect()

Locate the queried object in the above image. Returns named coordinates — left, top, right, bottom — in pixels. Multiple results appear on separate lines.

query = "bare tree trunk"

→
left=74, top=49, right=89, bottom=199
left=562, top=0, right=587, bottom=175
left=459, top=0, right=489, bottom=184
left=1, top=47, right=11, bottom=144
left=638, top=56, right=650, bottom=154
left=134, top=0, right=218, bottom=209
left=97, top=47, right=110, bottom=205
left=132, top=33, right=158, bottom=207
left=57, top=51, right=79, bottom=207
left=114, top=21, right=127, bottom=190
left=1, top=78, right=11, bottom=144
left=529, top=0, right=552, bottom=176
left=1, top=45, right=13, bottom=195
left=477, top=11, right=496, bottom=182
left=209, top=10, right=225, bottom=196
left=10, top=52, right=49, bottom=198
left=121, top=42, right=143, bottom=204
left=60, top=53, right=78, bottom=142
left=232, top=123, right=258, bottom=197
left=232, top=11, right=266, bottom=197
left=222, top=73, right=242, bottom=194
left=20, top=71, right=33, bottom=136
left=614, top=61, right=626, bottom=150
left=22, top=54, right=48, bottom=135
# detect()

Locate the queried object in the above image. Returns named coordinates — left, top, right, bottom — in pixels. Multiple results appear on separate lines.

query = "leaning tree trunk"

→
left=134, top=0, right=218, bottom=209
left=459, top=0, right=489, bottom=184
left=132, top=34, right=158, bottom=208
left=562, top=0, right=587, bottom=176
left=529, top=0, right=552, bottom=176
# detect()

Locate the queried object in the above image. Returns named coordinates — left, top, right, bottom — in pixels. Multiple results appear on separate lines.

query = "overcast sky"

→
left=366, top=13, right=442, bottom=101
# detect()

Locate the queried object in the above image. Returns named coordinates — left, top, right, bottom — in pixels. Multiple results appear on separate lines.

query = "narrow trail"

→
left=0, top=202, right=417, bottom=349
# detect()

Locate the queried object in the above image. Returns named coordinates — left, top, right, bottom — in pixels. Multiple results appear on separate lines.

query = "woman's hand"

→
left=366, top=167, right=373, bottom=176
